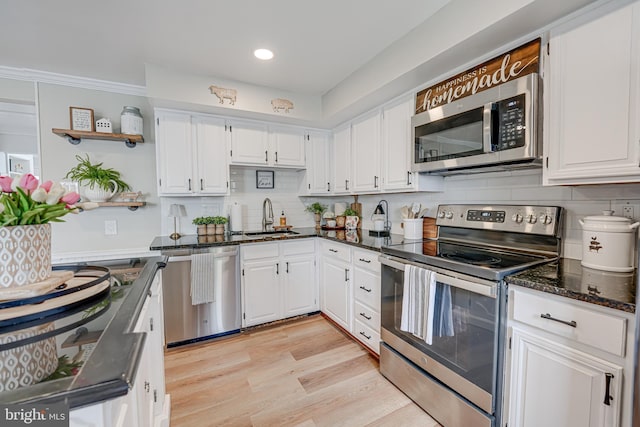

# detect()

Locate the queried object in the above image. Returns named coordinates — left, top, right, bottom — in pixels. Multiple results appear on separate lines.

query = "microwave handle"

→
left=483, top=102, right=499, bottom=153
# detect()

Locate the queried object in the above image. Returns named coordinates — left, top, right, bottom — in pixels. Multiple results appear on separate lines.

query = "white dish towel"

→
left=400, top=264, right=437, bottom=345
left=190, top=252, right=216, bottom=305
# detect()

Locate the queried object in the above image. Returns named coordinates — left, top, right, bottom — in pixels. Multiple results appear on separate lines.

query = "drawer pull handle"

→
left=359, top=258, right=371, bottom=263
left=587, top=285, right=601, bottom=295
left=604, top=373, right=614, bottom=405
left=359, top=312, right=372, bottom=320
left=359, top=285, right=372, bottom=293
left=345, top=269, right=349, bottom=282
left=540, top=313, right=577, bottom=328
left=329, top=249, right=338, bottom=253
left=359, top=331, right=371, bottom=340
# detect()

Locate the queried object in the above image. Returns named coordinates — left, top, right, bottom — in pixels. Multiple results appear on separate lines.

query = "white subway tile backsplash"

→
left=159, top=166, right=640, bottom=261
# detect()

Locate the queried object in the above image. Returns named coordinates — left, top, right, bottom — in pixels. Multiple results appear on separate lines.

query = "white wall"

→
left=36, top=83, right=161, bottom=259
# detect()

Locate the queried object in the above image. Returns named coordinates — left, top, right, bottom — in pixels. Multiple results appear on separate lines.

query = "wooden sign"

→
left=415, top=38, right=541, bottom=114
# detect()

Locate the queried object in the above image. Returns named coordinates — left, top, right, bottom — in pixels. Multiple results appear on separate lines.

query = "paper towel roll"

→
left=334, top=202, right=346, bottom=216
left=230, top=203, right=242, bottom=232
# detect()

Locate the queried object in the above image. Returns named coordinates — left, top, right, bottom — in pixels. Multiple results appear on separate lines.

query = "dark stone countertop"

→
left=505, top=258, right=636, bottom=313
left=150, top=227, right=406, bottom=253
left=0, top=256, right=166, bottom=409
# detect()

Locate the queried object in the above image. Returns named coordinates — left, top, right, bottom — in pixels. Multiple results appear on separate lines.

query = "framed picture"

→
left=69, top=107, right=95, bottom=131
left=256, top=170, right=274, bottom=189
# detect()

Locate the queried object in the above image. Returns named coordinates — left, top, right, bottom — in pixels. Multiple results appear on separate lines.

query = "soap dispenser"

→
left=280, top=210, right=286, bottom=226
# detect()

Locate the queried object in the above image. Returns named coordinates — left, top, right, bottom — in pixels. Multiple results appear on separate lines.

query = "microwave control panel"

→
left=495, top=93, right=526, bottom=151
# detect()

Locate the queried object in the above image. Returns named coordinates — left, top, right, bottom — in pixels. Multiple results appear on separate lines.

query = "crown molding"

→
left=0, top=66, right=146, bottom=97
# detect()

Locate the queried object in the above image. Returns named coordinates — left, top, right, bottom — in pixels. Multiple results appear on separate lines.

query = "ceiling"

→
left=0, top=0, right=448, bottom=95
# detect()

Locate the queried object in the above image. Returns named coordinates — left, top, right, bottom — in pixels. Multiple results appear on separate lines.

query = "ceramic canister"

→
left=579, top=210, right=639, bottom=272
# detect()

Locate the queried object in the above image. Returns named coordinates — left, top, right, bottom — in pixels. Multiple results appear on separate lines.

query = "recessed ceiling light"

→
left=254, top=48, right=274, bottom=60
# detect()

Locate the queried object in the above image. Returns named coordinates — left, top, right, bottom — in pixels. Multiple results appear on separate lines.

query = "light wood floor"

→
left=164, top=314, right=441, bottom=427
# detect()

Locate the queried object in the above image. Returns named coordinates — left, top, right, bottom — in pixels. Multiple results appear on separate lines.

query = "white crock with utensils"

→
left=579, top=210, right=639, bottom=272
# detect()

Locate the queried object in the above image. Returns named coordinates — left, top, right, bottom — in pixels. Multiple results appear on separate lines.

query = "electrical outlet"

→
left=623, top=206, right=634, bottom=219
left=104, top=220, right=117, bottom=235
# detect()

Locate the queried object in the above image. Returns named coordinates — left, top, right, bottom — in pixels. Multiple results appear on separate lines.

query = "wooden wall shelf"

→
left=97, top=201, right=146, bottom=211
left=52, top=128, right=144, bottom=148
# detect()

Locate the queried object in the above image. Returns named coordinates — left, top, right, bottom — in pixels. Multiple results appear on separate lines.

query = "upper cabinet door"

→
left=155, top=111, right=193, bottom=195
left=544, top=2, right=640, bottom=185
left=228, top=119, right=269, bottom=165
left=382, top=97, right=414, bottom=191
left=351, top=110, right=381, bottom=193
left=332, top=124, right=352, bottom=194
left=269, top=126, right=306, bottom=167
left=305, top=130, right=332, bottom=194
left=194, top=116, right=229, bottom=195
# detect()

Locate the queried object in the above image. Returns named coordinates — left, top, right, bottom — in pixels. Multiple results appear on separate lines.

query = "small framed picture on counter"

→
left=256, top=170, right=274, bottom=189
left=69, top=107, right=95, bottom=131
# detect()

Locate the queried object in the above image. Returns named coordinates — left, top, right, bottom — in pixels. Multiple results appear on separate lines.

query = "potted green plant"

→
left=192, top=216, right=212, bottom=235
left=65, top=154, right=131, bottom=202
left=343, top=207, right=360, bottom=230
left=305, top=202, right=327, bottom=229
left=212, top=216, right=228, bottom=235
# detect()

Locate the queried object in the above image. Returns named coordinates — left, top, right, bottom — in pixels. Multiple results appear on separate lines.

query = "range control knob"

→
left=512, top=213, right=524, bottom=223
left=437, top=211, right=445, bottom=219
left=525, top=214, right=537, bottom=224
left=539, top=214, right=553, bottom=225
left=445, top=211, right=454, bottom=219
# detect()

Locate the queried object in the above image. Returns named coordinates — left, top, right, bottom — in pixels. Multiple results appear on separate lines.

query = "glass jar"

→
left=120, top=106, right=143, bottom=135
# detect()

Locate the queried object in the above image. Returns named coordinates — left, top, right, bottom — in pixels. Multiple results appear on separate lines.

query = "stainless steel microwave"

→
left=412, top=73, right=541, bottom=174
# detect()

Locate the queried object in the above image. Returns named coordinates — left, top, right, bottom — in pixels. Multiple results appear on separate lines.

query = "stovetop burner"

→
left=441, top=251, right=502, bottom=267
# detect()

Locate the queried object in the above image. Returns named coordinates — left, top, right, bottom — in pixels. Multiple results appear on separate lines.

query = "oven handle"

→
left=379, top=255, right=497, bottom=298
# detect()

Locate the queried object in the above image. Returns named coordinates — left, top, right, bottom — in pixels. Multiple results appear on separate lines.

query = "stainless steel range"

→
left=379, top=204, right=563, bottom=427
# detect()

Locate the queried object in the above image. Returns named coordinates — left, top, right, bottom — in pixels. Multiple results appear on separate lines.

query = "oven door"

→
left=380, top=254, right=502, bottom=414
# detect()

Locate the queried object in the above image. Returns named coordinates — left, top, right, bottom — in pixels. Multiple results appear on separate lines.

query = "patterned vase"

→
left=0, top=224, right=51, bottom=288
left=0, top=323, right=58, bottom=391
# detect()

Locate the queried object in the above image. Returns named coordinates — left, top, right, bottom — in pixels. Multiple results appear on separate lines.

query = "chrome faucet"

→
left=262, top=198, right=274, bottom=231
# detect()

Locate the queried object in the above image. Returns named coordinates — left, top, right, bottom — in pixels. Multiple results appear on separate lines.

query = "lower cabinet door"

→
left=508, top=327, right=622, bottom=427
left=242, top=260, right=280, bottom=327
left=321, top=257, right=351, bottom=330
left=282, top=254, right=317, bottom=317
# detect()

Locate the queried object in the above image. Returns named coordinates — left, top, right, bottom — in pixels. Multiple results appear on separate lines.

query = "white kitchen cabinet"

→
left=332, top=124, right=352, bottom=194
left=351, top=248, right=381, bottom=354
left=319, top=240, right=352, bottom=330
left=228, top=118, right=270, bottom=166
left=155, top=109, right=229, bottom=196
left=544, top=1, right=640, bottom=185
left=71, top=271, right=170, bottom=427
left=505, top=286, right=633, bottom=427
left=282, top=241, right=317, bottom=317
left=351, top=110, right=381, bottom=193
left=243, top=258, right=280, bottom=326
left=269, top=125, right=306, bottom=167
left=382, top=97, right=414, bottom=191
left=155, top=111, right=193, bottom=195
left=508, top=327, right=622, bottom=427
left=229, top=120, right=306, bottom=168
left=241, top=239, right=317, bottom=327
left=304, top=130, right=332, bottom=194
left=319, top=241, right=382, bottom=353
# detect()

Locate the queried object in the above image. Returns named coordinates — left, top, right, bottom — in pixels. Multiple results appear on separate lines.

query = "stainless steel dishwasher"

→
left=161, top=246, right=240, bottom=347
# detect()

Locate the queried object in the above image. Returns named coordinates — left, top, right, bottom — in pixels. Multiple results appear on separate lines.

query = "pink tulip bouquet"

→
left=0, top=173, right=88, bottom=226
